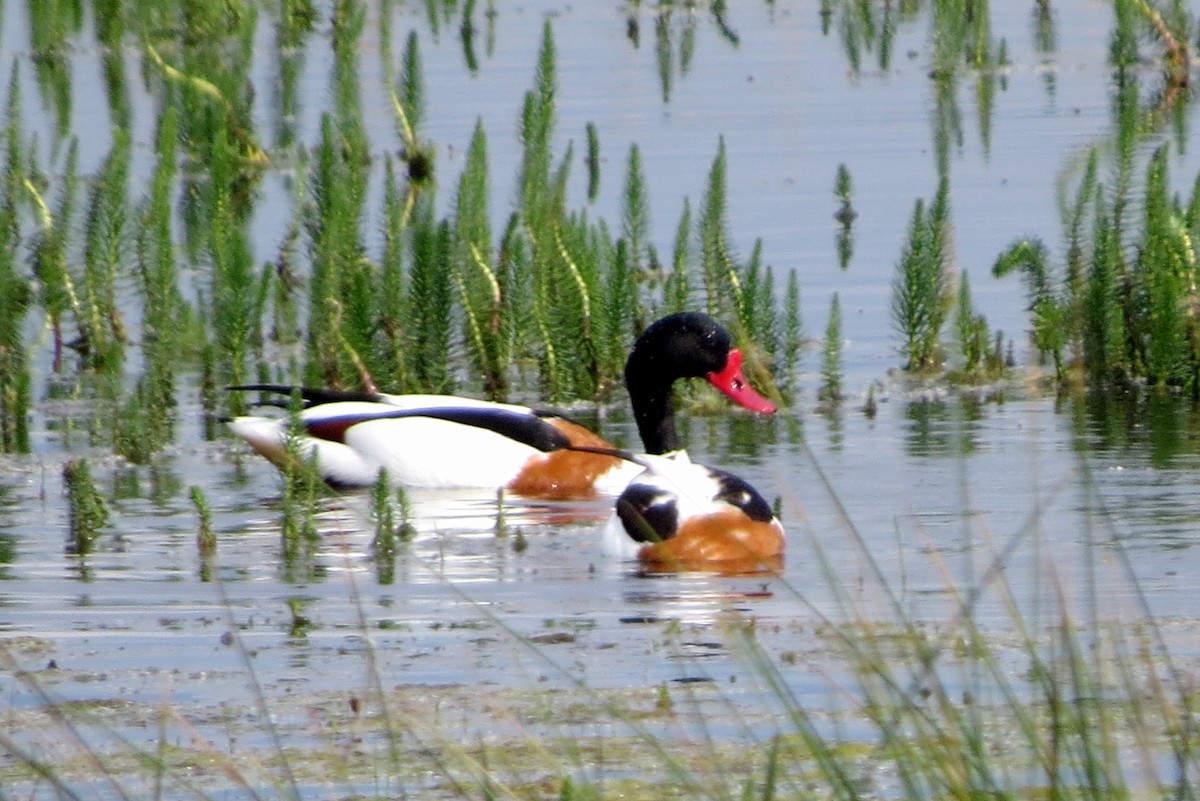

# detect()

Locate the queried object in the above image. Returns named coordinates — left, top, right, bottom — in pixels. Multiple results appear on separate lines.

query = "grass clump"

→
left=995, top=144, right=1200, bottom=396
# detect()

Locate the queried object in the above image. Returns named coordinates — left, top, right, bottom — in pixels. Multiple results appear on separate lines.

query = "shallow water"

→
left=2, top=0, right=1200, bottom=795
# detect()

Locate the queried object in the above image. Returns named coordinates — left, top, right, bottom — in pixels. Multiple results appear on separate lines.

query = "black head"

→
left=624, top=313, right=775, bottom=454
left=625, top=312, right=734, bottom=385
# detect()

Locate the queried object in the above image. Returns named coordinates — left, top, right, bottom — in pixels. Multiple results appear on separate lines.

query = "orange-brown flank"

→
left=505, top=418, right=625, bottom=499
left=637, top=507, right=785, bottom=574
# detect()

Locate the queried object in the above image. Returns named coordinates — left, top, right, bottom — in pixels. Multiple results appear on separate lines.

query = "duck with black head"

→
left=226, top=312, right=776, bottom=504
left=599, top=312, right=785, bottom=573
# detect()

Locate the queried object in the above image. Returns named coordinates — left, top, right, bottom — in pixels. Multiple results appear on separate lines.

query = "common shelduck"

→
left=601, top=448, right=785, bottom=574
left=226, top=312, right=776, bottom=500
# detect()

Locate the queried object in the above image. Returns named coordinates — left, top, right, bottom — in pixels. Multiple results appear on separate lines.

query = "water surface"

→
left=2, top=1, right=1200, bottom=795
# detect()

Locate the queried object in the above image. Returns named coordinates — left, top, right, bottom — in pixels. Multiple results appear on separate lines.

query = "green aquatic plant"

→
left=1138, top=144, right=1193, bottom=390
left=370, top=470, right=414, bottom=585
left=995, top=141, right=1200, bottom=395
left=1114, top=0, right=1191, bottom=90
left=393, top=29, right=436, bottom=188
left=0, top=67, right=31, bottom=453
left=780, top=268, right=803, bottom=401
left=373, top=154, right=411, bottom=390
left=585, top=121, right=600, bottom=201
left=453, top=120, right=508, bottom=399
left=954, top=271, right=984, bottom=375
left=603, top=238, right=636, bottom=383
left=190, top=485, right=216, bottom=566
left=409, top=199, right=455, bottom=394
left=79, top=132, right=131, bottom=376
left=834, top=163, right=855, bottom=271
left=819, top=292, right=843, bottom=405
left=273, top=0, right=317, bottom=150
left=994, top=237, right=1068, bottom=382
left=145, top=5, right=265, bottom=222
left=698, top=136, right=742, bottom=323
left=621, top=143, right=650, bottom=279
left=120, top=106, right=185, bottom=462
left=27, top=0, right=77, bottom=141
left=209, top=120, right=267, bottom=415
left=279, top=400, right=322, bottom=581
left=331, top=0, right=366, bottom=131
left=519, top=19, right=557, bottom=221
left=458, top=0, right=482, bottom=73
left=303, top=112, right=371, bottom=389
left=28, top=139, right=78, bottom=373
left=63, top=459, right=109, bottom=556
left=663, top=197, right=693, bottom=318
left=892, top=181, right=953, bottom=372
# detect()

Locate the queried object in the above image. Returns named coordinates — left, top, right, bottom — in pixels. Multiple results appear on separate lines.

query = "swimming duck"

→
left=601, top=450, right=785, bottom=573
left=226, top=312, right=776, bottom=500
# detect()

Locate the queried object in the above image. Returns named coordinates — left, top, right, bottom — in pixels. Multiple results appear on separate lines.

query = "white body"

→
left=228, top=394, right=642, bottom=492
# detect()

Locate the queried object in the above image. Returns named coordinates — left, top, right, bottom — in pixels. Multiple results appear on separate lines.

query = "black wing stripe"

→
left=229, top=384, right=382, bottom=407
left=308, top=407, right=571, bottom=452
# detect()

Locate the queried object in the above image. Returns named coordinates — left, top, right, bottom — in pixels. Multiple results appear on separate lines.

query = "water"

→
left=2, top=1, right=1200, bottom=796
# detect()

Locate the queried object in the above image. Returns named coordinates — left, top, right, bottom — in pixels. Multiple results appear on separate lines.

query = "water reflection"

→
left=1072, top=390, right=1200, bottom=469
left=902, top=394, right=985, bottom=457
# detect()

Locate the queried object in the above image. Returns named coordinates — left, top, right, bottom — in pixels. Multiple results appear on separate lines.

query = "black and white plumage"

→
left=602, top=451, right=785, bottom=572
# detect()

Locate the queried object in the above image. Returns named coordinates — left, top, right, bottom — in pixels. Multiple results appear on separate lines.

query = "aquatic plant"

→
left=698, top=136, right=742, bottom=324
left=118, top=107, right=186, bottom=463
left=63, top=458, right=109, bottom=556
left=303, top=113, right=371, bottom=390
left=370, top=470, right=413, bottom=585
left=995, top=144, right=1200, bottom=396
left=1113, top=0, right=1191, bottom=91
left=585, top=121, right=600, bottom=201
left=190, top=485, right=216, bottom=577
left=834, top=162, right=855, bottom=270
left=781, top=269, right=803, bottom=401
left=993, top=237, right=1068, bottom=382
left=891, top=181, right=953, bottom=373
left=407, top=199, right=454, bottom=393
left=28, top=139, right=78, bottom=373
left=452, top=120, right=508, bottom=399
left=819, top=292, right=843, bottom=404
left=145, top=3, right=264, bottom=230
left=393, top=29, right=436, bottom=188
left=0, top=67, right=32, bottom=454
left=662, top=197, right=693, bottom=318
left=279, top=401, right=323, bottom=581
left=697, top=137, right=788, bottom=403
left=79, top=132, right=131, bottom=376
left=208, top=119, right=268, bottom=416
left=621, top=144, right=650, bottom=281
left=952, top=271, right=997, bottom=379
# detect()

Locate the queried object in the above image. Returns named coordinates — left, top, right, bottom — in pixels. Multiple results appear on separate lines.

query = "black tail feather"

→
left=227, top=384, right=382, bottom=407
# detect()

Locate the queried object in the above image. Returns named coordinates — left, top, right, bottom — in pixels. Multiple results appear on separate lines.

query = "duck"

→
left=226, top=312, right=777, bottom=500
left=601, top=450, right=785, bottom=574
